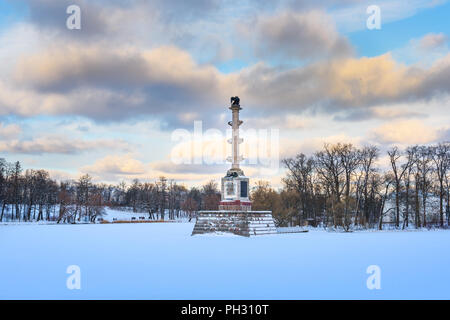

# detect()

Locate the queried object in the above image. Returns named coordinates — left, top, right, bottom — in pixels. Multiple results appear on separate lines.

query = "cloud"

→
left=280, top=133, right=364, bottom=158
left=288, top=0, right=361, bottom=9
left=418, top=54, right=450, bottom=97
left=46, top=169, right=77, bottom=182
left=239, top=53, right=420, bottom=111
left=240, top=52, right=450, bottom=114
left=440, top=128, right=450, bottom=141
left=418, top=33, right=449, bottom=51
left=4, top=37, right=450, bottom=128
left=152, top=0, right=221, bottom=22
left=81, top=154, right=147, bottom=175
left=0, top=136, right=132, bottom=154
left=23, top=0, right=110, bottom=38
left=18, top=0, right=223, bottom=47
left=2, top=0, right=450, bottom=130
left=393, top=32, right=450, bottom=66
left=151, top=161, right=228, bottom=175
left=246, top=114, right=312, bottom=130
left=14, top=45, right=207, bottom=92
left=371, top=119, right=439, bottom=144
left=0, top=123, right=21, bottom=139
left=80, top=154, right=227, bottom=185
left=240, top=10, right=353, bottom=61
left=151, top=160, right=266, bottom=181
left=333, top=106, right=426, bottom=121
left=10, top=45, right=236, bottom=123
left=5, top=43, right=450, bottom=128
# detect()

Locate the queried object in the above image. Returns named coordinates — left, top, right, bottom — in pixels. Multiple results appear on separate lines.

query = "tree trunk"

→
left=415, top=180, right=420, bottom=228
left=404, top=179, right=410, bottom=229
left=27, top=201, right=32, bottom=222
left=37, top=204, right=43, bottom=221
left=439, top=183, right=444, bottom=227
left=422, top=195, right=427, bottom=227
left=395, top=185, right=400, bottom=228
left=0, top=202, right=5, bottom=222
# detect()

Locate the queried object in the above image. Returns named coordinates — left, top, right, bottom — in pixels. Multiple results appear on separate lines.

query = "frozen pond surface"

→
left=1, top=223, right=449, bottom=299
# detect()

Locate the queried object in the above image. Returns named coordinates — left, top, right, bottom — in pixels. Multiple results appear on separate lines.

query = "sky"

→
left=0, top=0, right=449, bottom=188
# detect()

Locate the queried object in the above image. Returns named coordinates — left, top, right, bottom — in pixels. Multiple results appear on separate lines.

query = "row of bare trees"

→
left=262, top=142, right=450, bottom=230
left=0, top=157, right=221, bottom=223
left=109, top=178, right=220, bottom=221
left=0, top=160, right=58, bottom=222
left=387, top=145, right=450, bottom=229
left=2, top=141, right=448, bottom=229
left=0, top=160, right=106, bottom=223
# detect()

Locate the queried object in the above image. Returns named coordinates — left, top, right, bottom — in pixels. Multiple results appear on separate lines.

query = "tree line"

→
left=0, top=158, right=220, bottom=223
left=1, top=141, right=449, bottom=230
left=0, top=160, right=107, bottom=223
left=252, top=142, right=450, bottom=230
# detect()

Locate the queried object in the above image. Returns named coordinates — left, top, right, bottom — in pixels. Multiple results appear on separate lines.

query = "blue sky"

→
left=0, top=0, right=449, bottom=187
left=0, top=1, right=27, bottom=27
left=348, top=1, right=450, bottom=58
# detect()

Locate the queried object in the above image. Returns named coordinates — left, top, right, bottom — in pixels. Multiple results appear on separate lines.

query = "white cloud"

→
left=419, top=33, right=449, bottom=51
left=81, top=155, right=147, bottom=175
left=0, top=136, right=132, bottom=155
left=240, top=10, right=352, bottom=60
left=371, top=119, right=440, bottom=144
left=0, top=123, right=21, bottom=139
left=280, top=133, right=365, bottom=158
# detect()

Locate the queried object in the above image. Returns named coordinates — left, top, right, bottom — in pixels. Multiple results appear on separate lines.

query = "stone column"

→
left=228, top=103, right=243, bottom=170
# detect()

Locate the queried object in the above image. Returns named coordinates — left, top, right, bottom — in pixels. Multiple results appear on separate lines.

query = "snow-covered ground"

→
left=101, top=207, right=154, bottom=221
left=0, top=207, right=190, bottom=225
left=102, top=207, right=190, bottom=222
left=0, top=223, right=449, bottom=299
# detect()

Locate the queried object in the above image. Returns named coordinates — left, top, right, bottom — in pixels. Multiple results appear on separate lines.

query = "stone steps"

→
left=192, top=211, right=278, bottom=237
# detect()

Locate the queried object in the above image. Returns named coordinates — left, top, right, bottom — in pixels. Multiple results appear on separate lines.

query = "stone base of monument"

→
left=191, top=210, right=277, bottom=237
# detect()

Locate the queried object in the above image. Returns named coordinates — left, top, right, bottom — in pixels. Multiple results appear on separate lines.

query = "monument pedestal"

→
left=192, top=210, right=277, bottom=237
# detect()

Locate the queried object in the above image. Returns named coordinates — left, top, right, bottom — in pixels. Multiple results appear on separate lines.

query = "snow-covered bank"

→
left=102, top=207, right=191, bottom=223
left=0, top=207, right=191, bottom=225
left=0, top=223, right=449, bottom=299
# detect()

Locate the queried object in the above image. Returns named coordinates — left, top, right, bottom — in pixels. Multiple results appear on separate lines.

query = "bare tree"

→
left=445, top=165, right=450, bottom=225
left=315, top=144, right=347, bottom=228
left=358, top=146, right=379, bottom=227
left=338, top=144, right=361, bottom=230
left=387, top=147, right=414, bottom=228
left=402, top=146, right=418, bottom=229
left=76, top=174, right=92, bottom=222
left=378, top=173, right=395, bottom=230
left=283, top=153, right=316, bottom=225
left=201, top=180, right=220, bottom=210
left=0, top=158, right=7, bottom=222
left=415, top=146, right=433, bottom=227
left=430, top=143, right=450, bottom=227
